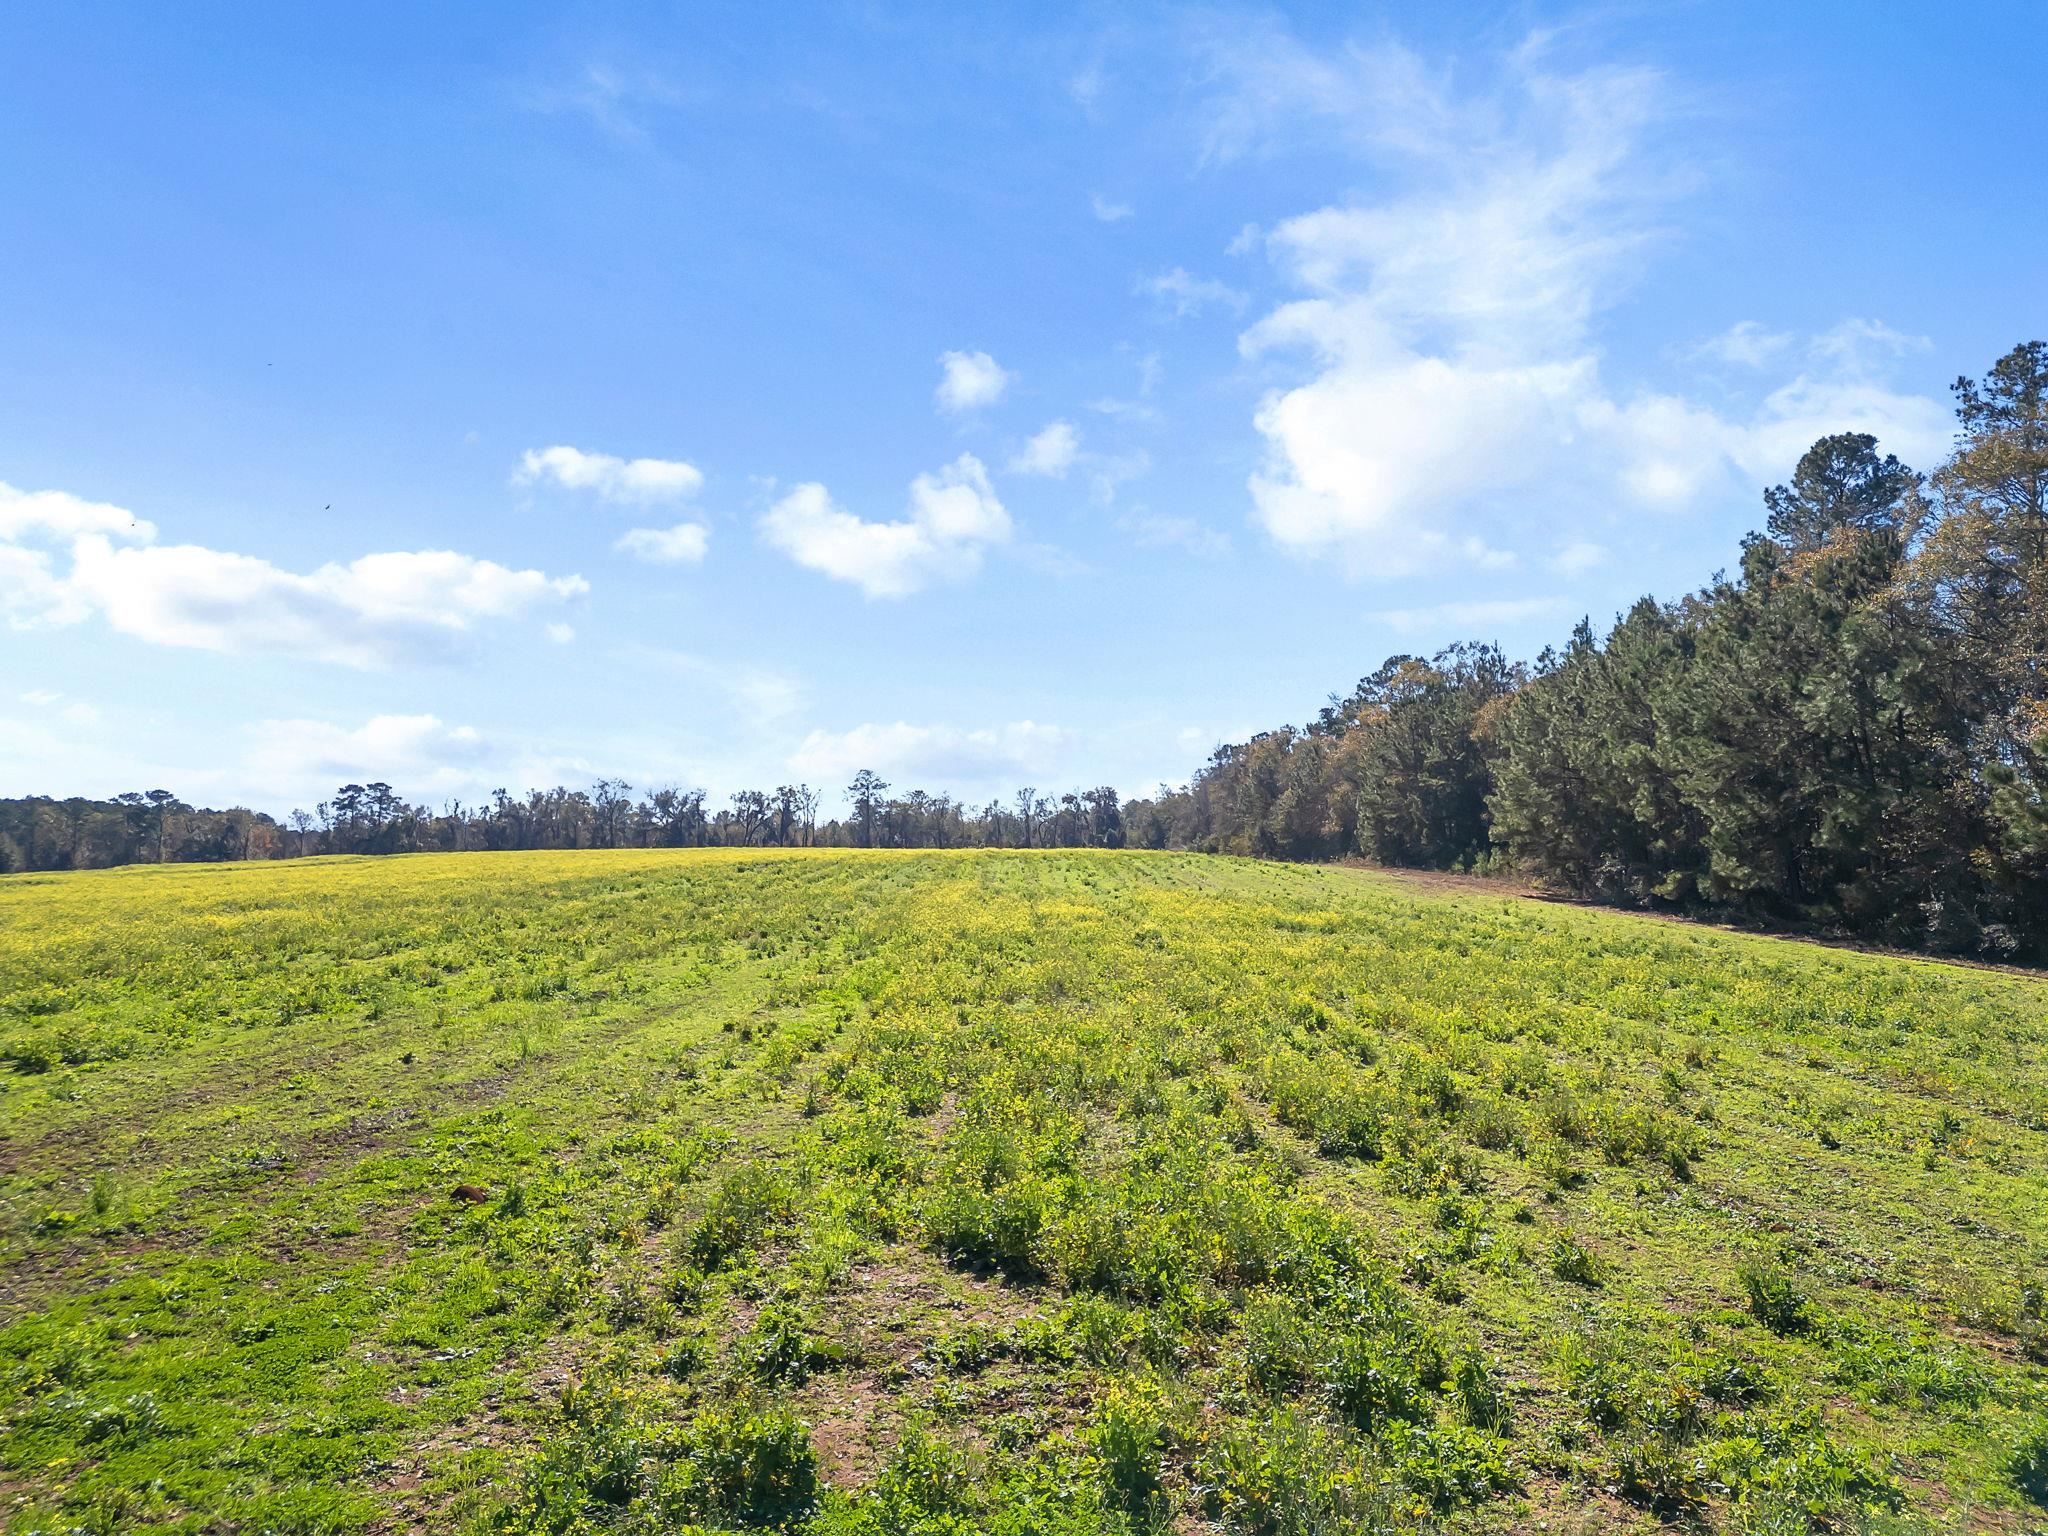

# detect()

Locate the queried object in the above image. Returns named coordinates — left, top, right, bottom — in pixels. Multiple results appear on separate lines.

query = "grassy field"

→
left=1, top=850, right=2045, bottom=1535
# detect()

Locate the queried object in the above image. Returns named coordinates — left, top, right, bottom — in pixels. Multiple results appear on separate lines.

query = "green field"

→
left=2, top=850, right=2045, bottom=1535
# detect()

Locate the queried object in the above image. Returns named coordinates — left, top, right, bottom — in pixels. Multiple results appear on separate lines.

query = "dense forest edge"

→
left=7, top=340, right=2046, bottom=960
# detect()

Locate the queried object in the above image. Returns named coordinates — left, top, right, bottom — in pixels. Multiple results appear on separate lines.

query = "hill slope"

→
left=2, top=850, right=2045, bottom=1533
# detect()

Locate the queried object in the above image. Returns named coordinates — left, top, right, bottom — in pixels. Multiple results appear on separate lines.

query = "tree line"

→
left=0, top=775, right=1134, bottom=870
left=1124, top=340, right=2048, bottom=958
left=5, top=339, right=2043, bottom=958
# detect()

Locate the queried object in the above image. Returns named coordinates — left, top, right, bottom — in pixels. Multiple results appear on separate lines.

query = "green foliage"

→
left=1, top=848, right=2042, bottom=1534
left=1740, top=1259, right=1813, bottom=1335
left=1195, top=1408, right=1396, bottom=1536
left=1085, top=1381, right=1166, bottom=1519
left=689, top=1163, right=796, bottom=1267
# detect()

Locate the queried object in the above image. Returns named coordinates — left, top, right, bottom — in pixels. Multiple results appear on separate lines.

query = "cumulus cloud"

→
left=248, top=713, right=490, bottom=792
left=1222, top=33, right=1949, bottom=575
left=760, top=454, right=1010, bottom=598
left=1010, top=421, right=1080, bottom=478
left=614, top=521, right=711, bottom=563
left=0, top=481, right=157, bottom=543
left=516, top=444, right=704, bottom=503
left=61, top=538, right=588, bottom=667
left=0, top=476, right=588, bottom=663
left=0, top=544, right=77, bottom=627
left=789, top=719, right=1071, bottom=786
left=935, top=350, right=1012, bottom=413
left=1090, top=193, right=1134, bottom=222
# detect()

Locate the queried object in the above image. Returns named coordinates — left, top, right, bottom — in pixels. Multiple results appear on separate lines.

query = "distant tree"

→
left=1352, top=645, right=1521, bottom=868
left=730, top=789, right=772, bottom=845
left=847, top=770, right=889, bottom=849
left=1763, top=432, right=1915, bottom=551
left=1012, top=787, right=1039, bottom=848
left=592, top=778, right=632, bottom=848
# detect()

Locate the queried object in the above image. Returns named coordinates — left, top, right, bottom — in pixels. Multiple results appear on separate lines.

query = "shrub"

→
left=1322, top=1324, right=1435, bottom=1430
left=1380, top=1419, right=1516, bottom=1509
left=864, top=1423, right=981, bottom=1522
left=2010, top=1422, right=2048, bottom=1507
left=732, top=1303, right=835, bottom=1384
left=689, top=1164, right=795, bottom=1267
left=661, top=1399, right=818, bottom=1527
left=1454, top=1352, right=1511, bottom=1432
left=1550, top=1233, right=1602, bottom=1287
left=1739, top=1260, right=1812, bottom=1335
left=924, top=1172, right=1054, bottom=1279
left=1195, top=1409, right=1394, bottom=1536
left=1087, top=1381, right=1165, bottom=1518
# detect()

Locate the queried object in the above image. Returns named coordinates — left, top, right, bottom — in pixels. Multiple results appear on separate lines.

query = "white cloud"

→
left=614, top=521, right=711, bottom=563
left=760, top=454, right=1010, bottom=599
left=248, top=713, right=490, bottom=794
left=1809, top=317, right=1932, bottom=370
left=524, top=63, right=687, bottom=146
left=0, top=481, right=157, bottom=544
left=516, top=444, right=703, bottom=504
left=1693, top=321, right=1793, bottom=370
left=0, top=544, right=78, bottom=627
left=1121, top=512, right=1231, bottom=558
left=545, top=622, right=576, bottom=644
left=1090, top=193, right=1134, bottom=223
left=1730, top=373, right=1952, bottom=480
left=1087, top=397, right=1162, bottom=425
left=789, top=719, right=1071, bottom=787
left=935, top=350, right=1012, bottom=413
left=1010, top=421, right=1080, bottom=478
left=1140, top=267, right=1247, bottom=319
left=1, top=476, right=587, bottom=661
left=62, top=536, right=586, bottom=667
left=1088, top=449, right=1152, bottom=506
left=1551, top=540, right=1606, bottom=574
left=638, top=648, right=807, bottom=726
left=1228, top=34, right=1949, bottom=574
left=13, top=688, right=96, bottom=726
left=1376, top=596, right=1570, bottom=635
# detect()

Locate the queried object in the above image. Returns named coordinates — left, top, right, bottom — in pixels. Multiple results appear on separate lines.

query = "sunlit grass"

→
left=2, top=849, right=2043, bottom=1533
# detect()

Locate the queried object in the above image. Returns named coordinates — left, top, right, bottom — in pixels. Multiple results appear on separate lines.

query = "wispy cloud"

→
left=614, top=522, right=711, bottom=563
left=1120, top=512, right=1231, bottom=558
left=634, top=648, right=807, bottom=726
left=1375, top=596, right=1570, bottom=635
left=249, top=713, right=490, bottom=791
left=1214, top=27, right=1947, bottom=576
left=1139, top=267, right=1247, bottom=319
left=790, top=719, right=1071, bottom=790
left=522, top=63, right=688, bottom=145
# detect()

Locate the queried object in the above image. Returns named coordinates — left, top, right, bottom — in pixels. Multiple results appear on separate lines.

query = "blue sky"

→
left=4, top=2, right=2043, bottom=817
